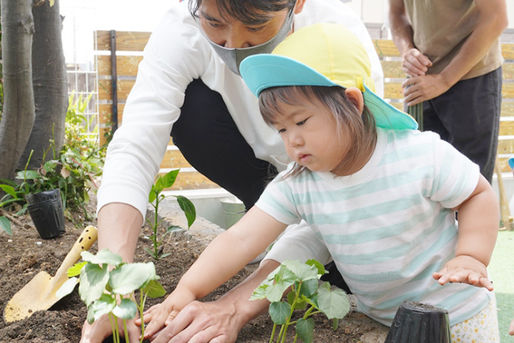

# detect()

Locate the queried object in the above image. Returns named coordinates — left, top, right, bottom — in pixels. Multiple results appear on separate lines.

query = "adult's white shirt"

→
left=98, top=0, right=384, bottom=220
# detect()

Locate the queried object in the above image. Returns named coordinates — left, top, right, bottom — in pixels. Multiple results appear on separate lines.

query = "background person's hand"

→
left=402, top=73, right=450, bottom=106
left=401, top=48, right=432, bottom=77
left=149, top=300, right=243, bottom=343
left=433, top=255, right=493, bottom=291
left=80, top=315, right=140, bottom=343
left=509, top=319, right=514, bottom=335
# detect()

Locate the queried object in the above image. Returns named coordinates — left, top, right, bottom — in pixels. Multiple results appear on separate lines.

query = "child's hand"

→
left=433, top=255, right=493, bottom=291
left=135, top=287, right=196, bottom=339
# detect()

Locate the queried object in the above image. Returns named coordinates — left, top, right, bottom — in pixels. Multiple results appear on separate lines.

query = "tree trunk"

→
left=17, top=0, right=67, bottom=169
left=0, top=0, right=35, bottom=179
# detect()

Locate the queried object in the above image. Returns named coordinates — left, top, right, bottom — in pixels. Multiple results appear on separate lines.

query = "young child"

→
left=144, top=23, right=500, bottom=341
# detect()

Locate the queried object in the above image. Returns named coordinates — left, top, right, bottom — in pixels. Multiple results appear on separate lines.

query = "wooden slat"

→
left=504, top=62, right=514, bottom=80
left=99, top=104, right=124, bottom=126
left=161, top=149, right=192, bottom=169
left=498, top=138, right=514, bottom=154
left=98, top=79, right=136, bottom=101
left=373, top=40, right=400, bottom=58
left=502, top=43, right=514, bottom=60
left=96, top=55, right=143, bottom=77
left=501, top=101, right=514, bottom=117
left=95, top=30, right=151, bottom=52
left=504, top=82, right=514, bottom=99
left=381, top=60, right=405, bottom=79
left=497, top=157, right=514, bottom=173
left=499, top=120, right=514, bottom=135
left=384, top=82, right=403, bottom=100
left=159, top=171, right=219, bottom=190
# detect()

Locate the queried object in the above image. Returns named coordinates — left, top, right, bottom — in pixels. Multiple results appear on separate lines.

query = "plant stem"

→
left=109, top=313, right=120, bottom=343
left=123, top=319, right=129, bottom=343
left=153, top=194, right=159, bottom=258
left=139, top=292, right=148, bottom=342
left=269, top=323, right=277, bottom=343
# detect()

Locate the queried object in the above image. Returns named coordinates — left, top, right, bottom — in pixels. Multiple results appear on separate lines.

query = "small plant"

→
left=57, top=249, right=166, bottom=343
left=146, top=169, right=196, bottom=259
left=0, top=215, right=11, bottom=235
left=251, top=259, right=350, bottom=343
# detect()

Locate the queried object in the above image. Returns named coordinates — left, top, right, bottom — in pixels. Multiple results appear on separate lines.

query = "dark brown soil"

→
left=0, top=200, right=387, bottom=342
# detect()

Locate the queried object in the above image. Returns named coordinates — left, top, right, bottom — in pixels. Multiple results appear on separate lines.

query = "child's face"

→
left=271, top=98, right=352, bottom=175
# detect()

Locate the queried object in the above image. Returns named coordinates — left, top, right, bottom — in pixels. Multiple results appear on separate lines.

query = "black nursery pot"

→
left=385, top=301, right=451, bottom=343
left=26, top=189, right=65, bottom=239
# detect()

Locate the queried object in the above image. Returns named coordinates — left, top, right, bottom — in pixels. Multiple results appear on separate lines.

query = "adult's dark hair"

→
left=259, top=85, right=377, bottom=177
left=188, top=0, right=296, bottom=25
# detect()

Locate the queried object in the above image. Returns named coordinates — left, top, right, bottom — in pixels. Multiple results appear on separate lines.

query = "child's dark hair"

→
left=259, top=85, right=377, bottom=177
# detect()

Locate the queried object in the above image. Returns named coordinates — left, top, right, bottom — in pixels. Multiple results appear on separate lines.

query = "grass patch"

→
left=489, top=230, right=514, bottom=341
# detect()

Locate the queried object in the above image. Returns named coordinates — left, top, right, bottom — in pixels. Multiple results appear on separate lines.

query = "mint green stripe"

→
left=304, top=192, right=423, bottom=224
left=292, top=165, right=433, bottom=207
left=321, top=203, right=443, bottom=245
left=433, top=287, right=489, bottom=326
left=339, top=226, right=456, bottom=282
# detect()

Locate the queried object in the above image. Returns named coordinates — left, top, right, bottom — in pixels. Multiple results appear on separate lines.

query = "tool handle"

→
left=53, top=225, right=98, bottom=285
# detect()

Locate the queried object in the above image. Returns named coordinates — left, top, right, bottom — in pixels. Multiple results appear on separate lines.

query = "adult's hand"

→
left=80, top=315, right=140, bottom=343
left=149, top=300, right=243, bottom=343
left=402, top=73, right=450, bottom=106
left=401, top=48, right=432, bottom=77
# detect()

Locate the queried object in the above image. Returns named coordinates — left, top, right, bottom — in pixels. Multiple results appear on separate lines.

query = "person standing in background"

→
left=388, top=0, right=507, bottom=183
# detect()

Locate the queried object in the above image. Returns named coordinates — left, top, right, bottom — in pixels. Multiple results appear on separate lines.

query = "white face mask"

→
left=201, top=4, right=295, bottom=75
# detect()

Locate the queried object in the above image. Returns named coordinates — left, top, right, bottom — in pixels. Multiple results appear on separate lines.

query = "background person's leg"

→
left=171, top=79, right=277, bottom=209
left=423, top=68, right=502, bottom=183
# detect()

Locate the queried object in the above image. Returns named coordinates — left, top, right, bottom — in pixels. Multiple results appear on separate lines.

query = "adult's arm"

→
left=399, top=0, right=508, bottom=105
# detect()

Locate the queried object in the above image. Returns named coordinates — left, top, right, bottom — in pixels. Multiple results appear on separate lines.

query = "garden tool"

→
left=3, top=225, right=98, bottom=323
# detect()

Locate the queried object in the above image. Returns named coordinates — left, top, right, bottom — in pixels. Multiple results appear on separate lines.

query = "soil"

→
left=0, top=198, right=388, bottom=343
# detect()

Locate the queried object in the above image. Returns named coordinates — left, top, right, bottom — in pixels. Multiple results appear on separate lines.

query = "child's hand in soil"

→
left=433, top=255, right=493, bottom=291
left=136, top=287, right=196, bottom=339
left=81, top=316, right=140, bottom=343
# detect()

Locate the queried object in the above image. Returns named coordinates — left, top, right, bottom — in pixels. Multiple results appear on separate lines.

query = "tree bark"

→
left=17, top=0, right=67, bottom=169
left=0, top=0, right=35, bottom=179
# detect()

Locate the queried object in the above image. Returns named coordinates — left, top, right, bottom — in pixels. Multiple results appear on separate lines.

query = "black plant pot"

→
left=385, top=301, right=451, bottom=343
left=26, top=189, right=65, bottom=239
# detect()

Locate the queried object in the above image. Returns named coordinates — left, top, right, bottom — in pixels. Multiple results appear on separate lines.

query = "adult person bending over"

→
left=80, top=0, right=383, bottom=342
left=388, top=0, right=508, bottom=183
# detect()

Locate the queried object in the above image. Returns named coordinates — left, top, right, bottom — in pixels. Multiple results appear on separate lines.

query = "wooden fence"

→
left=94, top=30, right=514, bottom=190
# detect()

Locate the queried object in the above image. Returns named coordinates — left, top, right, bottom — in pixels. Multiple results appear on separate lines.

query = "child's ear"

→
left=344, top=87, right=364, bottom=114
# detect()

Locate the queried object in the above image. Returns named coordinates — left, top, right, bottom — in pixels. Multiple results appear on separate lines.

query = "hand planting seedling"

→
left=147, top=169, right=196, bottom=259
left=251, top=259, right=350, bottom=343
left=57, top=249, right=166, bottom=343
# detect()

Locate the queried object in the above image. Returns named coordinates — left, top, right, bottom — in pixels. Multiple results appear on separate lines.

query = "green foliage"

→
left=0, top=93, right=105, bottom=225
left=57, top=249, right=166, bottom=343
left=146, top=169, right=196, bottom=259
left=251, top=260, right=350, bottom=343
left=0, top=216, right=11, bottom=235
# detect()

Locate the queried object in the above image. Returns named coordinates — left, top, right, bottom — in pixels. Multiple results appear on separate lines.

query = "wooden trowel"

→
left=3, top=225, right=98, bottom=323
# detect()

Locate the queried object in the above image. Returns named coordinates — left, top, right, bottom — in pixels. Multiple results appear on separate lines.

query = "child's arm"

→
left=142, top=206, right=288, bottom=337
left=433, top=175, right=499, bottom=291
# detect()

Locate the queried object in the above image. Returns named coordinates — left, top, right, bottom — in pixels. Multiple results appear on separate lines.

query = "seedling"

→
left=147, top=169, right=196, bottom=259
left=57, top=249, right=166, bottom=343
left=251, top=259, right=350, bottom=343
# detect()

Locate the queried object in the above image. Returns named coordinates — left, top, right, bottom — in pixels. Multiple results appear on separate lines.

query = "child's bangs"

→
left=259, top=86, right=321, bottom=125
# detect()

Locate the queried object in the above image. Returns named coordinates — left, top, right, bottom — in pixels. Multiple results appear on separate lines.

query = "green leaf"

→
left=165, top=225, right=184, bottom=235
left=269, top=301, right=291, bottom=325
left=154, top=169, right=179, bottom=193
left=148, top=187, right=157, bottom=203
left=299, top=278, right=319, bottom=298
left=0, top=184, right=18, bottom=198
left=142, top=279, right=166, bottom=298
left=109, top=262, right=157, bottom=295
left=295, top=317, right=315, bottom=343
left=176, top=195, right=196, bottom=228
left=282, top=260, right=319, bottom=281
left=15, top=170, right=40, bottom=180
left=250, top=283, right=269, bottom=301
left=306, top=259, right=326, bottom=276
left=81, top=249, right=123, bottom=267
left=56, top=277, right=79, bottom=299
left=67, top=261, right=87, bottom=277
left=287, top=291, right=307, bottom=310
left=87, top=294, right=116, bottom=324
left=112, top=298, right=138, bottom=320
left=317, top=282, right=350, bottom=319
left=0, top=216, right=12, bottom=236
left=79, top=263, right=110, bottom=306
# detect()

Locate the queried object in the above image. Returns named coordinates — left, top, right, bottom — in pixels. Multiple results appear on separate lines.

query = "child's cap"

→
left=508, top=158, right=514, bottom=170
left=240, top=23, right=418, bottom=130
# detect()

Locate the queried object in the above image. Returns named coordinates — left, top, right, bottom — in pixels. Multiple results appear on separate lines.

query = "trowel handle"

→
left=54, top=225, right=98, bottom=283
